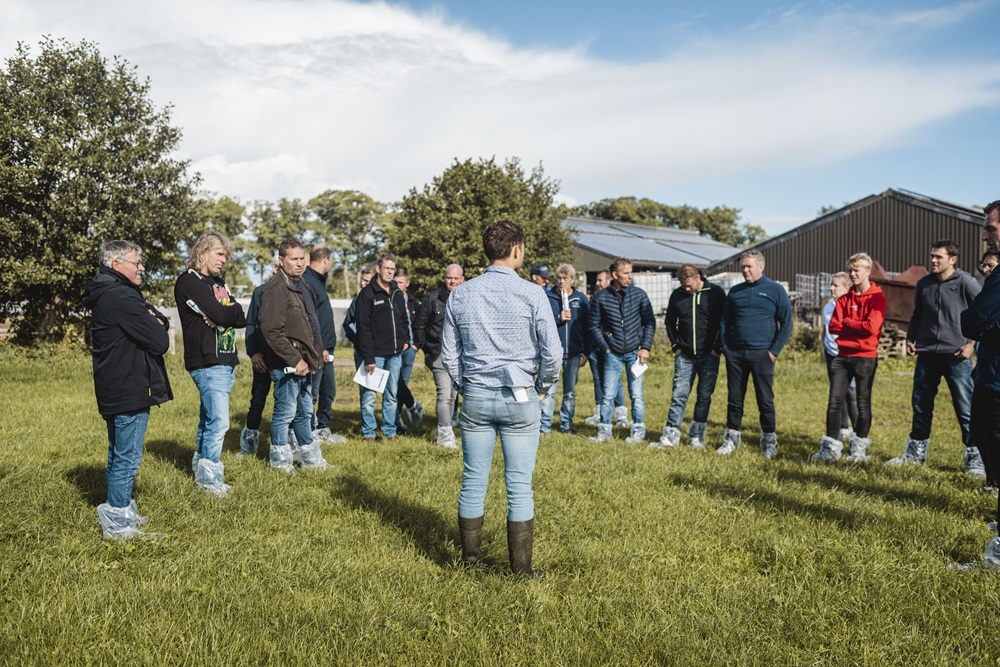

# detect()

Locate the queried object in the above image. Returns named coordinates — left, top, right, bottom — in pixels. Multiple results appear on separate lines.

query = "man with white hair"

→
left=540, top=263, right=590, bottom=434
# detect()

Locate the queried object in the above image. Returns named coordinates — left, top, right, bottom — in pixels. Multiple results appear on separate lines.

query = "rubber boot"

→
left=507, top=518, right=545, bottom=579
left=458, top=515, right=484, bottom=565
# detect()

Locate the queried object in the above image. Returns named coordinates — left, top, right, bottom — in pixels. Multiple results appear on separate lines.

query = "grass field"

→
left=2, top=343, right=999, bottom=665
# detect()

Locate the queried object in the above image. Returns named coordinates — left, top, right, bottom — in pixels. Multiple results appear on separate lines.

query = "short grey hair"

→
left=100, top=240, right=142, bottom=268
left=740, top=250, right=765, bottom=265
left=555, top=264, right=576, bottom=280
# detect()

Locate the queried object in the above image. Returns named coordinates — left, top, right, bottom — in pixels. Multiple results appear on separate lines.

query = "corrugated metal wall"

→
left=708, top=194, right=985, bottom=284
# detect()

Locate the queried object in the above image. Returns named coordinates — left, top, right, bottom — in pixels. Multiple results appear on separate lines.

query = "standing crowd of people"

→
left=84, top=202, right=1000, bottom=571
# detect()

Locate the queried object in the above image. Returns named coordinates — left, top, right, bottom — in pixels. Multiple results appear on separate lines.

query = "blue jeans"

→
left=589, top=350, right=625, bottom=408
left=246, top=369, right=272, bottom=431
left=360, top=354, right=402, bottom=438
left=600, top=350, right=644, bottom=425
left=104, top=409, right=150, bottom=508
left=271, top=370, right=315, bottom=447
left=311, top=359, right=336, bottom=430
left=667, top=352, right=721, bottom=428
left=910, top=353, right=974, bottom=445
left=541, top=356, right=582, bottom=431
left=189, top=365, right=236, bottom=462
left=458, top=384, right=540, bottom=522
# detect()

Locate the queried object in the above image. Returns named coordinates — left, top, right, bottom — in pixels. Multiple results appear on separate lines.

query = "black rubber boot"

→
left=458, top=515, right=484, bottom=565
left=507, top=518, right=545, bottom=579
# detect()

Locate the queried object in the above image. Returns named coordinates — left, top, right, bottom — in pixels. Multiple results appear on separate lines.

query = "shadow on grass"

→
left=65, top=463, right=105, bottom=506
left=145, top=439, right=193, bottom=476
left=331, top=474, right=458, bottom=567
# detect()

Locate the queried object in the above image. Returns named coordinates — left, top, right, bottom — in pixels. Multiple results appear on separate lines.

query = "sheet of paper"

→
left=630, top=361, right=648, bottom=379
left=353, top=364, right=390, bottom=393
left=512, top=386, right=529, bottom=403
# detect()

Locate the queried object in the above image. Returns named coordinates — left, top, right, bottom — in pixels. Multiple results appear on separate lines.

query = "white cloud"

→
left=3, top=0, right=999, bottom=213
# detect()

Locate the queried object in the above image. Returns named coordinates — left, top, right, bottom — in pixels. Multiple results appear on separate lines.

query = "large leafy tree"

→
left=387, top=157, right=574, bottom=296
left=190, top=195, right=253, bottom=295
left=579, top=196, right=767, bottom=247
left=309, top=189, right=386, bottom=297
left=245, top=198, right=314, bottom=283
left=0, top=37, right=201, bottom=343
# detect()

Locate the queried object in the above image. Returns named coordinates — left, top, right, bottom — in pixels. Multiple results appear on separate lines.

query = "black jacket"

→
left=413, top=286, right=449, bottom=362
left=588, top=283, right=656, bottom=355
left=665, top=279, right=725, bottom=356
left=82, top=267, right=173, bottom=415
left=245, top=282, right=269, bottom=359
left=302, top=266, right=337, bottom=351
left=173, top=269, right=246, bottom=371
left=355, top=278, right=409, bottom=365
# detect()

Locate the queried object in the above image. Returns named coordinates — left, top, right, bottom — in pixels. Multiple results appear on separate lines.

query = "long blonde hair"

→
left=186, top=231, right=235, bottom=271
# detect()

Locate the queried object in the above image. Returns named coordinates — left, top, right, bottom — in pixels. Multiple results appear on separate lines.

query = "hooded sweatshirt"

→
left=827, top=281, right=887, bottom=358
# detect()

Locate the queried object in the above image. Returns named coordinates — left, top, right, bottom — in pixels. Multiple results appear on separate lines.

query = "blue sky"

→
left=3, top=0, right=999, bottom=235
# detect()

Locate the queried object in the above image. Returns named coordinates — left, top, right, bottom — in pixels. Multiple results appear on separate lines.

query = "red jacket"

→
left=828, top=282, right=887, bottom=358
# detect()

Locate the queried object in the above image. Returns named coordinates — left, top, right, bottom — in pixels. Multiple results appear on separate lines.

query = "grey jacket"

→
left=908, top=269, right=981, bottom=354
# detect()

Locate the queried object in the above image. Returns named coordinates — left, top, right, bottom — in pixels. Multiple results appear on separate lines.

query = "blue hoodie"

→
left=721, top=275, right=793, bottom=356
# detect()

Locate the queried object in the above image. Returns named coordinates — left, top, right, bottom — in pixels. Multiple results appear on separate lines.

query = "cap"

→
left=529, top=265, right=551, bottom=279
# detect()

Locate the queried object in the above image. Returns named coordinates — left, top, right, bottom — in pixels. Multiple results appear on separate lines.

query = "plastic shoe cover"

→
left=687, top=421, right=708, bottom=450
left=649, top=425, right=680, bottom=449
left=410, top=401, right=424, bottom=427
left=584, top=405, right=600, bottom=426
left=886, top=438, right=928, bottom=466
left=624, top=423, right=647, bottom=444
left=965, top=447, right=987, bottom=479
left=716, top=429, right=742, bottom=455
left=97, top=503, right=142, bottom=540
left=760, top=432, right=778, bottom=459
left=128, top=500, right=148, bottom=528
left=846, top=436, right=871, bottom=463
left=195, top=459, right=230, bottom=497
left=968, top=536, right=1000, bottom=571
left=269, top=444, right=296, bottom=473
left=238, top=428, right=259, bottom=458
left=838, top=427, right=855, bottom=442
left=437, top=426, right=459, bottom=449
left=613, top=405, right=631, bottom=428
left=589, top=423, right=613, bottom=443
left=298, top=442, right=333, bottom=470
left=811, top=435, right=843, bottom=462
left=191, top=450, right=201, bottom=472
left=312, top=427, right=331, bottom=444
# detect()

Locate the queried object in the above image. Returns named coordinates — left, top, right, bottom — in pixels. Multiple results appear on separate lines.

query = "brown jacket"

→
left=260, top=269, right=323, bottom=372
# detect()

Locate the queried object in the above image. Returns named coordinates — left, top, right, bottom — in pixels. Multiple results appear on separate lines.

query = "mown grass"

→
left=1, top=344, right=999, bottom=665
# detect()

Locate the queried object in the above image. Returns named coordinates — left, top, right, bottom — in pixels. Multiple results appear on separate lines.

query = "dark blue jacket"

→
left=588, top=283, right=655, bottom=355
left=546, top=288, right=590, bottom=356
left=721, top=275, right=793, bottom=355
left=302, top=266, right=337, bottom=351
left=245, top=282, right=268, bottom=358
left=962, top=270, right=1000, bottom=392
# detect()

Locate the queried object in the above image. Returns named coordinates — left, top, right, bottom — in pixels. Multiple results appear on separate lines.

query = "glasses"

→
left=981, top=262, right=998, bottom=270
left=116, top=257, right=144, bottom=268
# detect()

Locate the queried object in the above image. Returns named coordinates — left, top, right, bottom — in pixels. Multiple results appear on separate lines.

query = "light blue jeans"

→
left=600, top=350, right=644, bottom=425
left=458, top=384, right=540, bottom=522
left=540, top=356, right=582, bottom=432
left=360, top=354, right=402, bottom=438
left=104, top=409, right=150, bottom=508
left=189, top=365, right=236, bottom=463
left=666, top=352, right=721, bottom=428
left=270, top=370, right=315, bottom=448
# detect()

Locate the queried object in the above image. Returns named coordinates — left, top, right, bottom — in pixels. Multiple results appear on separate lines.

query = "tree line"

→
left=0, top=37, right=765, bottom=345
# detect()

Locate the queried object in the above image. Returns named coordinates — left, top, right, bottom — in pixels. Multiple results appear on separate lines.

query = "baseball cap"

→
left=529, top=265, right=551, bottom=279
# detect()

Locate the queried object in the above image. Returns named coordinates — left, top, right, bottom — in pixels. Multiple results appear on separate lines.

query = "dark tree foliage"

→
left=0, top=37, right=201, bottom=344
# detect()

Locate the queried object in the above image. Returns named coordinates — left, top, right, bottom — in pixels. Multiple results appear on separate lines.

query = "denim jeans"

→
left=429, top=356, right=458, bottom=427
left=724, top=348, right=775, bottom=432
left=458, top=383, right=540, bottom=522
left=666, top=352, right=720, bottom=429
left=270, top=370, right=315, bottom=447
left=246, top=369, right=273, bottom=431
left=589, top=350, right=625, bottom=409
left=311, top=359, right=336, bottom=430
left=824, top=354, right=857, bottom=432
left=599, top=350, right=644, bottom=425
left=910, top=353, right=974, bottom=445
left=360, top=353, right=402, bottom=438
left=104, top=409, right=150, bottom=508
left=541, top=355, right=582, bottom=431
left=189, top=365, right=236, bottom=462
left=826, top=356, right=877, bottom=438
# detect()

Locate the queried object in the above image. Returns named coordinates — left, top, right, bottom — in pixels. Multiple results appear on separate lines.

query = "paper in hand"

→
left=353, top=364, right=390, bottom=393
left=630, top=360, right=648, bottom=379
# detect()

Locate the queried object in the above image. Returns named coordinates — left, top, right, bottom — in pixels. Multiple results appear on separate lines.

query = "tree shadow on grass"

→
left=331, top=474, right=458, bottom=567
left=145, top=439, right=193, bottom=476
left=65, top=464, right=106, bottom=507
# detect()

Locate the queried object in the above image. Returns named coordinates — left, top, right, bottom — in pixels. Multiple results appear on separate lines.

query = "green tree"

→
left=309, top=190, right=387, bottom=297
left=387, top=157, right=574, bottom=296
left=0, top=37, right=201, bottom=343
left=578, top=196, right=767, bottom=247
left=245, top=198, right=313, bottom=283
left=191, top=195, right=252, bottom=292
